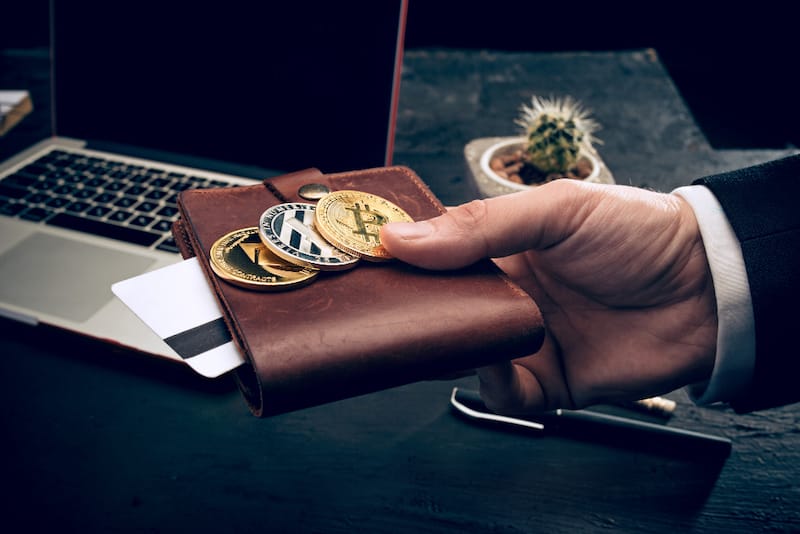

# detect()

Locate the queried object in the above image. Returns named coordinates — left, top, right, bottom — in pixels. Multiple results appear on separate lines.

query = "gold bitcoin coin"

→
left=209, top=227, right=318, bottom=291
left=314, top=190, right=414, bottom=261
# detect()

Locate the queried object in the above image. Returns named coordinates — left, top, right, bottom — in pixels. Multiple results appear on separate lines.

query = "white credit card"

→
left=111, top=257, right=246, bottom=378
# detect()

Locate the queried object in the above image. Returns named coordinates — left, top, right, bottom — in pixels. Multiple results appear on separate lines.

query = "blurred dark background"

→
left=3, top=0, right=797, bottom=150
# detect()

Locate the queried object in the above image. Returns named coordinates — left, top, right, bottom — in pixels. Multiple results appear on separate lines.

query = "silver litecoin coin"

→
left=258, top=203, right=360, bottom=271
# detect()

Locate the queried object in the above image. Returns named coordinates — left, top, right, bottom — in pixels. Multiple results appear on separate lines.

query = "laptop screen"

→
left=50, top=1, right=406, bottom=175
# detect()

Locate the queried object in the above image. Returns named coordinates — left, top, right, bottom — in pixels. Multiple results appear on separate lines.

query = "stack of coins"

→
left=208, top=189, right=414, bottom=291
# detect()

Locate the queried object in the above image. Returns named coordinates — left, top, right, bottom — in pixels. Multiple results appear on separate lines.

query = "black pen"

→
left=450, top=387, right=732, bottom=458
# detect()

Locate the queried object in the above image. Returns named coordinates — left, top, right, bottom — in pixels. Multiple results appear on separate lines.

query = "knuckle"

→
left=450, top=199, right=490, bottom=233
left=450, top=199, right=492, bottom=258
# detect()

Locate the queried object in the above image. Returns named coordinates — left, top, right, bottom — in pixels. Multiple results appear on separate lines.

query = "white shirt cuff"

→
left=672, top=185, right=755, bottom=405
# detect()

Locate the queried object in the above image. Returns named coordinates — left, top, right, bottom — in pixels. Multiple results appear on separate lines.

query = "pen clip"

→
left=449, top=387, right=544, bottom=431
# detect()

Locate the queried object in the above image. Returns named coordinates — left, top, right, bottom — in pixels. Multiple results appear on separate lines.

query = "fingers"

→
left=381, top=179, right=596, bottom=270
left=477, top=361, right=547, bottom=415
left=476, top=331, right=575, bottom=414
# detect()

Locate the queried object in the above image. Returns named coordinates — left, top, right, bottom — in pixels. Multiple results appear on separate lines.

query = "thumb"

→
left=380, top=180, right=595, bottom=270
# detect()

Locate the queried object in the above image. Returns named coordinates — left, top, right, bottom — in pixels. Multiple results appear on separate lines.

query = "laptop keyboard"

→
left=0, top=149, right=240, bottom=253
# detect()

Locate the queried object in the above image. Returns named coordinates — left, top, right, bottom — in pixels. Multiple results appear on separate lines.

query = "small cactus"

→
left=515, top=95, right=600, bottom=175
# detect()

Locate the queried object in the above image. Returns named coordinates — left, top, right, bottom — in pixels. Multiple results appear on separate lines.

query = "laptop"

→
left=0, top=0, right=408, bottom=364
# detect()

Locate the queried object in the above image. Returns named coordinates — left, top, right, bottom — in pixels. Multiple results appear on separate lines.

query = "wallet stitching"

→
left=176, top=191, right=266, bottom=413
left=171, top=220, right=194, bottom=258
left=328, top=166, right=446, bottom=216
left=264, top=180, right=289, bottom=203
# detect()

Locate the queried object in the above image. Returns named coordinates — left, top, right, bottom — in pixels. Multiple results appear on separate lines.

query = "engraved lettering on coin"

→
left=258, top=203, right=360, bottom=271
left=209, top=227, right=318, bottom=291
left=314, top=190, right=414, bottom=261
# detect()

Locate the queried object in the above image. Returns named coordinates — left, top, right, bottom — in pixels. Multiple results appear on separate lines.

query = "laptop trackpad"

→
left=0, top=233, right=155, bottom=323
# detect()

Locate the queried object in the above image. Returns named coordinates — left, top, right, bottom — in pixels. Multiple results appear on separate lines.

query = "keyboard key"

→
left=21, top=164, right=50, bottom=176
left=48, top=169, right=71, bottom=180
left=73, top=189, right=95, bottom=199
left=152, top=219, right=173, bottom=232
left=45, top=197, right=71, bottom=209
left=134, top=201, right=158, bottom=213
left=20, top=207, right=53, bottom=222
left=149, top=177, right=172, bottom=188
left=113, top=196, right=137, bottom=208
left=25, top=192, right=50, bottom=204
left=53, top=184, right=76, bottom=196
left=105, top=181, right=128, bottom=192
left=125, top=185, right=148, bottom=196
left=87, top=164, right=108, bottom=175
left=86, top=205, right=112, bottom=218
left=47, top=213, right=161, bottom=247
left=65, top=201, right=91, bottom=213
left=130, top=214, right=155, bottom=227
left=156, top=206, right=179, bottom=218
left=0, top=183, right=29, bottom=199
left=0, top=202, right=26, bottom=216
left=85, top=177, right=109, bottom=188
left=144, top=189, right=168, bottom=200
left=171, top=181, right=194, bottom=192
left=2, top=172, right=37, bottom=188
left=36, top=178, right=59, bottom=191
left=108, top=210, right=133, bottom=223
left=156, top=236, right=180, bottom=253
left=93, top=192, right=118, bottom=204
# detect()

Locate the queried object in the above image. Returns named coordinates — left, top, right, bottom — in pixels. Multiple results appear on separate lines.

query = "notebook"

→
left=0, top=0, right=408, bottom=363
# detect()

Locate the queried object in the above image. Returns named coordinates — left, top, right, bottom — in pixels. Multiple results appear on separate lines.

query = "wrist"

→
left=672, top=185, right=755, bottom=405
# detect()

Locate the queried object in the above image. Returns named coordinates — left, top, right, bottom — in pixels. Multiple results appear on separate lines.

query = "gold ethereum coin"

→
left=314, top=190, right=414, bottom=261
left=209, top=227, right=318, bottom=291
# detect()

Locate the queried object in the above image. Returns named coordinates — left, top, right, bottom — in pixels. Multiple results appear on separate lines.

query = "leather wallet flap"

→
left=175, top=166, right=545, bottom=416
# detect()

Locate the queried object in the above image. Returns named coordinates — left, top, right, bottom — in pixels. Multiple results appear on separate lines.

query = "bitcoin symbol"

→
left=347, top=202, right=387, bottom=243
left=314, top=191, right=414, bottom=262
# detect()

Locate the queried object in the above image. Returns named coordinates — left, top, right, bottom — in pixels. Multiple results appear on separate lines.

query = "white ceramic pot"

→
left=464, top=136, right=615, bottom=198
left=481, top=136, right=603, bottom=191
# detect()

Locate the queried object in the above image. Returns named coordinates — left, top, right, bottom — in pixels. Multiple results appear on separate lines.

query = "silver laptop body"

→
left=0, top=1, right=406, bottom=362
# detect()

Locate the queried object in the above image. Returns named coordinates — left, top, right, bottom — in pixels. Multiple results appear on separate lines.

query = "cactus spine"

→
left=515, top=95, right=599, bottom=175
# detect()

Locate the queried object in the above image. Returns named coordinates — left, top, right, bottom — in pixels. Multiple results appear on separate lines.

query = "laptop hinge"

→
left=84, top=139, right=284, bottom=180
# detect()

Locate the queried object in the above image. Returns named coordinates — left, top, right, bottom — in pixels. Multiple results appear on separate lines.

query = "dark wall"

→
left=1, top=0, right=48, bottom=50
left=5, top=0, right=797, bottom=149
left=404, top=1, right=798, bottom=150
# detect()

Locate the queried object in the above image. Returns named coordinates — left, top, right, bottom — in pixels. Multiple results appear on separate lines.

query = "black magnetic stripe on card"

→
left=163, top=317, right=233, bottom=359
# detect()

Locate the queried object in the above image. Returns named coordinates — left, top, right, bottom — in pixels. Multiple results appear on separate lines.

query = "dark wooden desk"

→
left=2, top=48, right=799, bottom=533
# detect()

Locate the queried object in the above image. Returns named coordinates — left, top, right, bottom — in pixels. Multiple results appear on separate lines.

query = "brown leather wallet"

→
left=173, top=166, right=544, bottom=416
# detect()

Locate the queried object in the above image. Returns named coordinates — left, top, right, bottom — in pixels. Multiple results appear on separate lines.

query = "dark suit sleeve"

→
left=693, top=154, right=800, bottom=412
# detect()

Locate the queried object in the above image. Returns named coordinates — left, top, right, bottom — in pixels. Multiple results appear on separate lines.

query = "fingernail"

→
left=384, top=221, right=433, bottom=240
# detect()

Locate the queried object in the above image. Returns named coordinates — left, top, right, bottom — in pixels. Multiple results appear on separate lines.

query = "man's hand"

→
left=380, top=180, right=717, bottom=415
